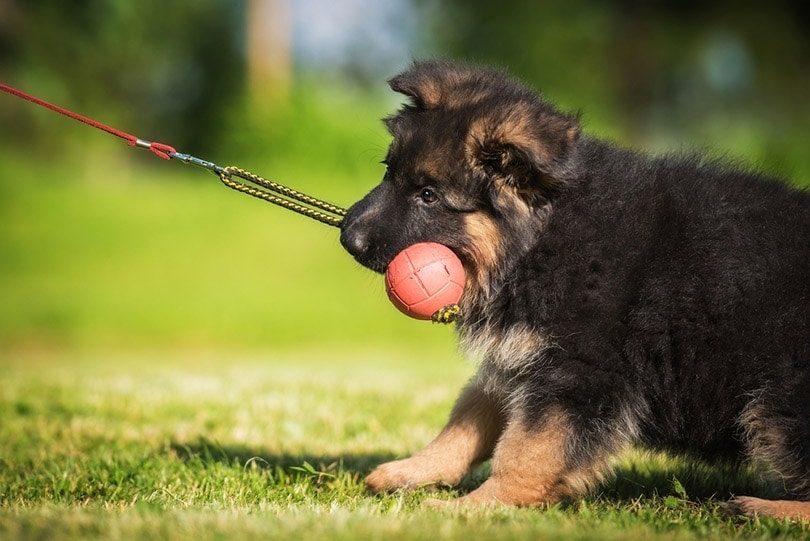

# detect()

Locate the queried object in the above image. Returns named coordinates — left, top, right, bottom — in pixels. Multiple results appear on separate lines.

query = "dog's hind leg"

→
left=733, top=390, right=810, bottom=521
left=733, top=497, right=810, bottom=521
left=365, top=381, right=505, bottom=493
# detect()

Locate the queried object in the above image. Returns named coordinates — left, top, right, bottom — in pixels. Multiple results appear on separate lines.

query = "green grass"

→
left=3, top=90, right=810, bottom=539
left=1, top=351, right=809, bottom=540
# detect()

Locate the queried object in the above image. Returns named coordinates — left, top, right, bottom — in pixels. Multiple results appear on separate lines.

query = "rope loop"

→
left=218, top=166, right=346, bottom=228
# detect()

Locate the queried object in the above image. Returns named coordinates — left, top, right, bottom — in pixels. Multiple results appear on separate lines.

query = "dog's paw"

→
left=730, top=496, right=810, bottom=521
left=422, top=496, right=497, bottom=510
left=365, top=458, right=451, bottom=494
left=365, top=459, right=429, bottom=493
left=422, top=497, right=460, bottom=509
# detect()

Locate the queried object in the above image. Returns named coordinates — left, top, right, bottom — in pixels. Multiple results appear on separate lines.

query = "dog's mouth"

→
left=360, top=256, right=391, bottom=275
left=339, top=218, right=401, bottom=274
left=361, top=247, right=402, bottom=275
left=339, top=230, right=394, bottom=274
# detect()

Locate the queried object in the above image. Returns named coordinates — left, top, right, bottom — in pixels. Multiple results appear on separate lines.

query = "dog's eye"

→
left=419, top=188, right=439, bottom=204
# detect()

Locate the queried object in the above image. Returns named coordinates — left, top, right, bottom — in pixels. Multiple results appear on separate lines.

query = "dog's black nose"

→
left=340, top=224, right=368, bottom=258
left=339, top=183, right=391, bottom=271
left=340, top=192, right=377, bottom=259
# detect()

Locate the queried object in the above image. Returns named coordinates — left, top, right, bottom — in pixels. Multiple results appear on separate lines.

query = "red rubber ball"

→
left=385, top=242, right=466, bottom=320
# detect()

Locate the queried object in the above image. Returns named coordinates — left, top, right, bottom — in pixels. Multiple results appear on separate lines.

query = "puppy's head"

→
left=341, top=61, right=580, bottom=299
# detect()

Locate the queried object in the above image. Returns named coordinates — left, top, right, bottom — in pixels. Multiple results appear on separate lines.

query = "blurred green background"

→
left=1, top=0, right=809, bottom=357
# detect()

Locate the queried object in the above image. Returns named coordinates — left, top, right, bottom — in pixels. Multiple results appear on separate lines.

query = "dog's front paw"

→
left=366, top=457, right=453, bottom=494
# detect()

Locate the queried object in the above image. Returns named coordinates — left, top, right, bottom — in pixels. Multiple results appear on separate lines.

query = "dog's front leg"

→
left=366, top=381, right=505, bottom=493
left=429, top=406, right=605, bottom=508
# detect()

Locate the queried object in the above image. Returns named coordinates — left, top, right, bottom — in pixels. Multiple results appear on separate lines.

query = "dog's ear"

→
left=467, top=104, right=581, bottom=195
left=388, top=67, right=441, bottom=110
left=388, top=61, right=483, bottom=110
left=389, top=61, right=581, bottom=193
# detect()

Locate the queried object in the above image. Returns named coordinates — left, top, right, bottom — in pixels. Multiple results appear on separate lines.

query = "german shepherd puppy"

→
left=340, top=60, right=810, bottom=519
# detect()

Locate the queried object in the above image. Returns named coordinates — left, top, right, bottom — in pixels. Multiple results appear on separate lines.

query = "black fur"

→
left=341, top=60, right=810, bottom=509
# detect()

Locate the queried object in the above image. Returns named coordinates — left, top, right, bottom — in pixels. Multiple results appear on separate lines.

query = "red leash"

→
left=0, top=81, right=347, bottom=227
left=0, top=82, right=177, bottom=160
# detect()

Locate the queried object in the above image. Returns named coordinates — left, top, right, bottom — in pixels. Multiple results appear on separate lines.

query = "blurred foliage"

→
left=1, top=0, right=809, bottom=174
left=433, top=0, right=810, bottom=179
left=0, top=156, right=462, bottom=355
left=0, top=0, right=245, bottom=155
left=0, top=90, right=427, bottom=353
left=0, top=1, right=808, bottom=353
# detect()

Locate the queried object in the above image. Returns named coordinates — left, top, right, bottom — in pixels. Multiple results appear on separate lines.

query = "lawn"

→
left=2, top=91, right=810, bottom=539
left=1, top=350, right=808, bottom=540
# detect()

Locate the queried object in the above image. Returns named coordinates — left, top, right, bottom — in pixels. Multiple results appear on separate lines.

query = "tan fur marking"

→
left=365, top=382, right=505, bottom=493
left=497, top=105, right=553, bottom=163
left=416, top=79, right=442, bottom=108
left=402, top=69, right=488, bottom=110
left=464, top=117, right=490, bottom=173
left=453, top=409, right=575, bottom=506
left=462, top=323, right=551, bottom=372
left=466, top=105, right=574, bottom=167
left=416, top=157, right=449, bottom=186
left=461, top=212, right=502, bottom=292
left=734, top=497, right=810, bottom=521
